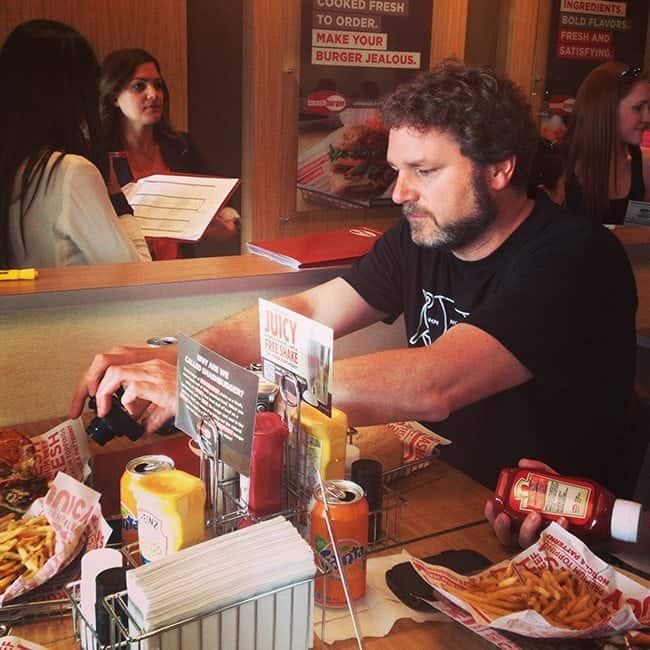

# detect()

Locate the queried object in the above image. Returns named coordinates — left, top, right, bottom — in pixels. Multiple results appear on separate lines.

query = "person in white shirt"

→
left=0, top=19, right=151, bottom=268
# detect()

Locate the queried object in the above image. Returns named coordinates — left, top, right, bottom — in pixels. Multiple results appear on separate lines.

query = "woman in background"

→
left=564, top=61, right=650, bottom=225
left=100, top=48, right=239, bottom=260
left=0, top=20, right=150, bottom=268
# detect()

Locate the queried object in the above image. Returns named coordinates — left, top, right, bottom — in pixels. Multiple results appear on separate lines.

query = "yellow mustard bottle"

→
left=135, top=469, right=206, bottom=563
left=294, top=402, right=348, bottom=488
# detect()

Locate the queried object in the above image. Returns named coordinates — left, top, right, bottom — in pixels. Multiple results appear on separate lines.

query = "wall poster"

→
left=541, top=0, right=648, bottom=142
left=297, top=0, right=432, bottom=212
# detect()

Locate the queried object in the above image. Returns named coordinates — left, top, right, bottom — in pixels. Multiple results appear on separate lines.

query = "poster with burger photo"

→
left=297, top=0, right=432, bottom=211
left=298, top=114, right=397, bottom=209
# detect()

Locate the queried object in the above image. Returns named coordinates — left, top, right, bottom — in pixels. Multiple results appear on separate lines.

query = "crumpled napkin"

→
left=314, top=550, right=447, bottom=643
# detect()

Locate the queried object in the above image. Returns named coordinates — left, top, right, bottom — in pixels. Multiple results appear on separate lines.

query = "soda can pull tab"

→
left=323, top=483, right=347, bottom=502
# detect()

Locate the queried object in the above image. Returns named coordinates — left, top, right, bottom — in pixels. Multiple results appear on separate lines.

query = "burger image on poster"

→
left=327, top=123, right=396, bottom=197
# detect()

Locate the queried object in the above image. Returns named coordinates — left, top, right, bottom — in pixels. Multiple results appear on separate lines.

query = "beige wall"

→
left=0, top=0, right=188, bottom=130
left=1, top=270, right=404, bottom=427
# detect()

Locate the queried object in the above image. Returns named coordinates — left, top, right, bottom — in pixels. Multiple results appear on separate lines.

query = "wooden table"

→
left=7, top=458, right=497, bottom=648
left=6, top=458, right=648, bottom=649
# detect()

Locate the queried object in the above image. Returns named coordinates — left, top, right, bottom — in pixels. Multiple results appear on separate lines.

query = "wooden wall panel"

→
left=241, top=0, right=399, bottom=245
left=496, top=0, right=540, bottom=96
left=430, top=0, right=468, bottom=65
left=646, top=6, right=650, bottom=73
left=0, top=0, right=187, bottom=130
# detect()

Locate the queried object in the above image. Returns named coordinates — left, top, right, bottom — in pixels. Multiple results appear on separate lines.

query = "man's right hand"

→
left=485, top=458, right=569, bottom=548
left=70, top=344, right=177, bottom=420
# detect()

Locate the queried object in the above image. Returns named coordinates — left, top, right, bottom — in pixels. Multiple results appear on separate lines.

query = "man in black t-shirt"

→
left=73, top=62, right=645, bottom=529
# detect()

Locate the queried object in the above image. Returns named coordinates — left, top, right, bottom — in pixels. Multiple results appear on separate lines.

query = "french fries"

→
left=0, top=513, right=55, bottom=594
left=445, top=565, right=617, bottom=630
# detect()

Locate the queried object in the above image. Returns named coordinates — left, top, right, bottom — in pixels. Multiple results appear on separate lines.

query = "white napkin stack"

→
left=126, top=516, right=316, bottom=650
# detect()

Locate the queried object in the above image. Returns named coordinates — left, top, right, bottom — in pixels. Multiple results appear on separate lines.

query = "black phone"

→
left=385, top=549, right=492, bottom=612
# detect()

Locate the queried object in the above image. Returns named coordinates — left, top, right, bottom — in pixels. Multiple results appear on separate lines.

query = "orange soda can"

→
left=120, top=455, right=175, bottom=546
left=311, top=479, right=368, bottom=607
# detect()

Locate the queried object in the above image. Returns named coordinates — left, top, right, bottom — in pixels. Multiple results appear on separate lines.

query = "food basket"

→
left=65, top=573, right=316, bottom=650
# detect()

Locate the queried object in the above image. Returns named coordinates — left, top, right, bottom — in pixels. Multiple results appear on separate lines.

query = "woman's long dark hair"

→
left=0, top=19, right=106, bottom=266
left=99, top=48, right=180, bottom=149
left=564, top=61, right=646, bottom=223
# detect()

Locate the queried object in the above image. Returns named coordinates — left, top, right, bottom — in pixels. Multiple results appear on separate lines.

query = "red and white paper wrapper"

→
left=0, top=472, right=112, bottom=605
left=31, top=417, right=91, bottom=483
left=0, top=636, right=48, bottom=650
left=411, top=522, right=650, bottom=639
left=383, top=421, right=451, bottom=481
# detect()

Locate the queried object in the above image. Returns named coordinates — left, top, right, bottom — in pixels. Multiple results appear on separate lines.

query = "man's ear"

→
left=488, top=156, right=516, bottom=191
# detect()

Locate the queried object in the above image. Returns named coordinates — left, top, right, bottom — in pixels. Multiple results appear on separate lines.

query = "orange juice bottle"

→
left=135, top=469, right=206, bottom=563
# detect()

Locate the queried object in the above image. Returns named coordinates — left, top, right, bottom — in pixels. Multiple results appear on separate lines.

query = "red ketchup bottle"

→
left=246, top=412, right=288, bottom=518
left=493, top=468, right=643, bottom=543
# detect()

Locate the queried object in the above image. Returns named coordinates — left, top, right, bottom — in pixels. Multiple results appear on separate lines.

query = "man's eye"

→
left=416, top=168, right=433, bottom=177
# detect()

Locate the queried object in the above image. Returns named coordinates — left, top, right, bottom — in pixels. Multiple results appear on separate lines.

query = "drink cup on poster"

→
left=306, top=338, right=330, bottom=406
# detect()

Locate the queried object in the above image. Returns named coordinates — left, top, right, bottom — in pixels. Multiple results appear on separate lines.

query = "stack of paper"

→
left=126, top=516, right=316, bottom=649
left=123, top=174, right=240, bottom=241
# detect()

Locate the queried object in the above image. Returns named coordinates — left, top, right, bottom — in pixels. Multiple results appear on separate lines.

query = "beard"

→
left=404, top=166, right=497, bottom=251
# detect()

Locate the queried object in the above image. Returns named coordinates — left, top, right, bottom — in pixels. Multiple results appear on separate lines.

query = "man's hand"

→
left=485, top=458, right=568, bottom=548
left=94, top=359, right=178, bottom=434
left=70, top=345, right=177, bottom=420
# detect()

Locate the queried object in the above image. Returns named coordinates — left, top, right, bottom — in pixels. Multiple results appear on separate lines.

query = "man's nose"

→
left=392, top=172, right=418, bottom=205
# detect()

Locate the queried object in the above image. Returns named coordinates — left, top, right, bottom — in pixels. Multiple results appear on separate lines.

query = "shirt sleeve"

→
left=343, top=221, right=406, bottom=322
left=59, top=157, right=151, bottom=264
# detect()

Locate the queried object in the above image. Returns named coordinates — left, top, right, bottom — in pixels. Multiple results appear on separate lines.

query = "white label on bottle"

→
left=138, top=509, right=167, bottom=563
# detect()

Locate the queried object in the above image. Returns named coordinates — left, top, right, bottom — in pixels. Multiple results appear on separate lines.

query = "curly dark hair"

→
left=381, top=60, right=538, bottom=191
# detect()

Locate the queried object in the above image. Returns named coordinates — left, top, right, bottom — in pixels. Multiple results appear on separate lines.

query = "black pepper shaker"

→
left=95, top=566, right=127, bottom=645
left=351, top=459, right=383, bottom=544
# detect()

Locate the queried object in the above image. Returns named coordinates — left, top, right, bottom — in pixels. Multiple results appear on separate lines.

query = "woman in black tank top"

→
left=564, top=61, right=650, bottom=225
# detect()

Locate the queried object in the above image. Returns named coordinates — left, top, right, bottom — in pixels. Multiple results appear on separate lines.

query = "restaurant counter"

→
left=4, top=232, right=650, bottom=427
left=0, top=255, right=404, bottom=427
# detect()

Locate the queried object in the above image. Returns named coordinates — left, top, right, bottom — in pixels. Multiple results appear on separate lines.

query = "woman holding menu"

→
left=100, top=48, right=239, bottom=260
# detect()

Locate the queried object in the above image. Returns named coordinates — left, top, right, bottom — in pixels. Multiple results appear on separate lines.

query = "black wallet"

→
left=385, top=549, right=491, bottom=611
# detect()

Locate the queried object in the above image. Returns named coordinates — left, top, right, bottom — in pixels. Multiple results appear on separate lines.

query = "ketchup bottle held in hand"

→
left=493, top=468, right=644, bottom=544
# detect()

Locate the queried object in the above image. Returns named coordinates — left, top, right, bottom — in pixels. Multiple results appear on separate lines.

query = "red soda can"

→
left=311, top=479, right=368, bottom=607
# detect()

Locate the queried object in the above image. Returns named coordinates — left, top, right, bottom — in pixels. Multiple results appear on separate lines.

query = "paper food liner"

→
left=0, top=636, right=48, bottom=650
left=411, top=522, right=650, bottom=639
left=383, top=422, right=451, bottom=481
left=31, top=417, right=91, bottom=484
left=0, top=472, right=112, bottom=605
